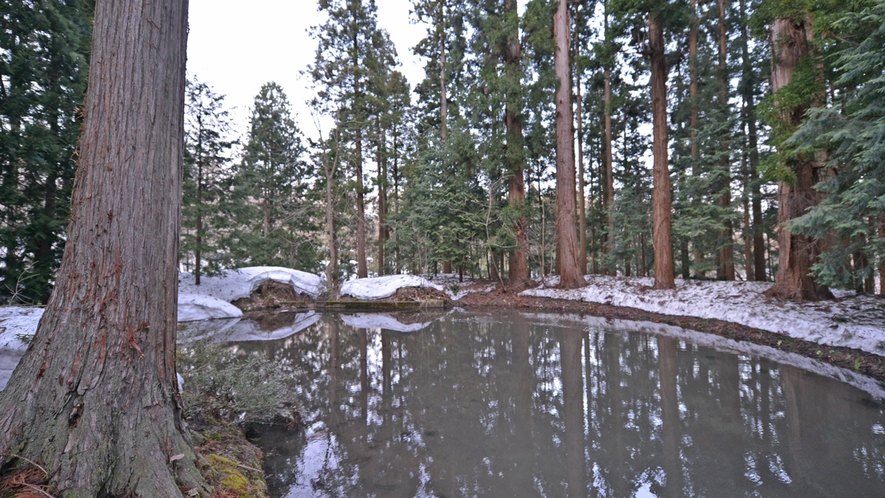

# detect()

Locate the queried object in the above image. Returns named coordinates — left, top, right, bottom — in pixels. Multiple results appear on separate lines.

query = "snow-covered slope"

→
left=179, top=266, right=325, bottom=302
left=340, top=275, right=444, bottom=300
left=521, top=276, right=885, bottom=356
left=178, top=293, right=243, bottom=322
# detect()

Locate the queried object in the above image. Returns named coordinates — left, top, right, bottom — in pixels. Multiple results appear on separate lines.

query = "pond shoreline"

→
left=456, top=289, right=885, bottom=384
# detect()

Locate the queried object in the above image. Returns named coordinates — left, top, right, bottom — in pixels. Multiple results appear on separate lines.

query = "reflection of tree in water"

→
left=231, top=312, right=885, bottom=497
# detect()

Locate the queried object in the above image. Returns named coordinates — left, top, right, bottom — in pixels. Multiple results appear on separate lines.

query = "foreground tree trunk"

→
left=554, top=0, right=584, bottom=288
left=649, top=15, right=676, bottom=289
left=0, top=1, right=208, bottom=496
left=765, top=17, right=830, bottom=301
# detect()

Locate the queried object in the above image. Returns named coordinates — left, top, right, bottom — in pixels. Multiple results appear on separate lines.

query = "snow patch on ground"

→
left=341, top=313, right=433, bottom=333
left=180, top=266, right=325, bottom=302
left=0, top=306, right=43, bottom=352
left=340, top=275, right=444, bottom=300
left=521, top=276, right=885, bottom=356
left=178, top=293, right=243, bottom=322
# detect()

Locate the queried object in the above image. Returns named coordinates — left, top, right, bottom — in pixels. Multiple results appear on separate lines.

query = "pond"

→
left=193, top=310, right=885, bottom=497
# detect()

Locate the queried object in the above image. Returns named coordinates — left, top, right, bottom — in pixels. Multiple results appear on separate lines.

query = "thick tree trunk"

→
left=765, top=18, right=830, bottom=301
left=554, top=0, right=583, bottom=288
left=0, top=1, right=208, bottom=496
left=649, top=16, right=676, bottom=289
left=717, top=0, right=735, bottom=281
left=504, top=0, right=530, bottom=289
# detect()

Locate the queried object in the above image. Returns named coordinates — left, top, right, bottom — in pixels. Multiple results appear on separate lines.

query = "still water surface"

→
left=210, top=311, right=885, bottom=497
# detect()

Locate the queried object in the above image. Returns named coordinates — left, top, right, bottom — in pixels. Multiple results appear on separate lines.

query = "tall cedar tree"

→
left=311, top=0, right=397, bottom=278
left=0, top=0, right=209, bottom=495
left=182, top=77, right=235, bottom=284
left=763, top=7, right=830, bottom=300
left=503, top=0, right=531, bottom=288
left=235, top=82, right=315, bottom=270
left=716, top=0, right=736, bottom=280
left=0, top=0, right=92, bottom=304
left=649, top=9, right=676, bottom=289
left=554, top=0, right=584, bottom=288
left=788, top=0, right=885, bottom=294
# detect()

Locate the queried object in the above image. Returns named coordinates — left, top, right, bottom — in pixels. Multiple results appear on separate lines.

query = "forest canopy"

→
left=2, top=0, right=884, bottom=301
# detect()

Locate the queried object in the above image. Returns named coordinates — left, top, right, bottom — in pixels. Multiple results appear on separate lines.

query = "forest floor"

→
left=456, top=280, right=885, bottom=384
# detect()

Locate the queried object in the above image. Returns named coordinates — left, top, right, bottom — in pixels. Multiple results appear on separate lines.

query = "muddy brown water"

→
left=212, top=311, right=885, bottom=497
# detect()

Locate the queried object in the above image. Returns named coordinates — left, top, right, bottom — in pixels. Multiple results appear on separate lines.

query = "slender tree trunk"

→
left=554, top=0, right=583, bottom=288
left=324, top=127, right=338, bottom=289
left=717, top=0, right=735, bottom=280
left=879, top=220, right=885, bottom=295
left=439, top=0, right=448, bottom=142
left=438, top=3, right=451, bottom=276
left=377, top=128, right=386, bottom=276
left=650, top=15, right=676, bottom=289
left=0, top=1, right=208, bottom=495
left=575, top=5, right=587, bottom=275
left=603, top=2, right=614, bottom=275
left=743, top=151, right=753, bottom=279
left=765, top=18, right=830, bottom=300
left=355, top=127, right=367, bottom=278
left=739, top=0, right=767, bottom=281
left=505, top=0, right=530, bottom=288
left=689, top=0, right=704, bottom=277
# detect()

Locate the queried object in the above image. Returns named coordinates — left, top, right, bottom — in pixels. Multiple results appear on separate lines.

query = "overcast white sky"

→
left=186, top=0, right=429, bottom=140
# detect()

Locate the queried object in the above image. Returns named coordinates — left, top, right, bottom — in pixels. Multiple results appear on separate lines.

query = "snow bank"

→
left=178, top=293, right=243, bottom=322
left=341, top=313, right=433, bottom=333
left=521, top=276, right=885, bottom=356
left=180, top=266, right=325, bottom=302
left=340, top=275, right=444, bottom=300
left=0, top=306, right=43, bottom=353
left=0, top=307, right=43, bottom=390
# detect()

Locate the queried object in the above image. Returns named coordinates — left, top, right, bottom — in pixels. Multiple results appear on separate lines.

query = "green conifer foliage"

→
left=788, top=0, right=885, bottom=291
left=230, top=82, right=319, bottom=271
left=181, top=77, right=236, bottom=282
left=0, top=0, right=92, bottom=303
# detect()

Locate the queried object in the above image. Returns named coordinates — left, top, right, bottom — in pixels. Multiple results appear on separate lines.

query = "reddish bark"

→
left=765, top=18, right=830, bottom=301
left=717, top=0, right=736, bottom=281
left=554, top=0, right=584, bottom=289
left=0, top=1, right=208, bottom=495
left=649, top=16, right=676, bottom=289
left=505, top=0, right=530, bottom=288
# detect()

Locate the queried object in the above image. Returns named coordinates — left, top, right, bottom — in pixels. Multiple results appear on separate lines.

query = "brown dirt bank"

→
left=458, top=287, right=885, bottom=384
